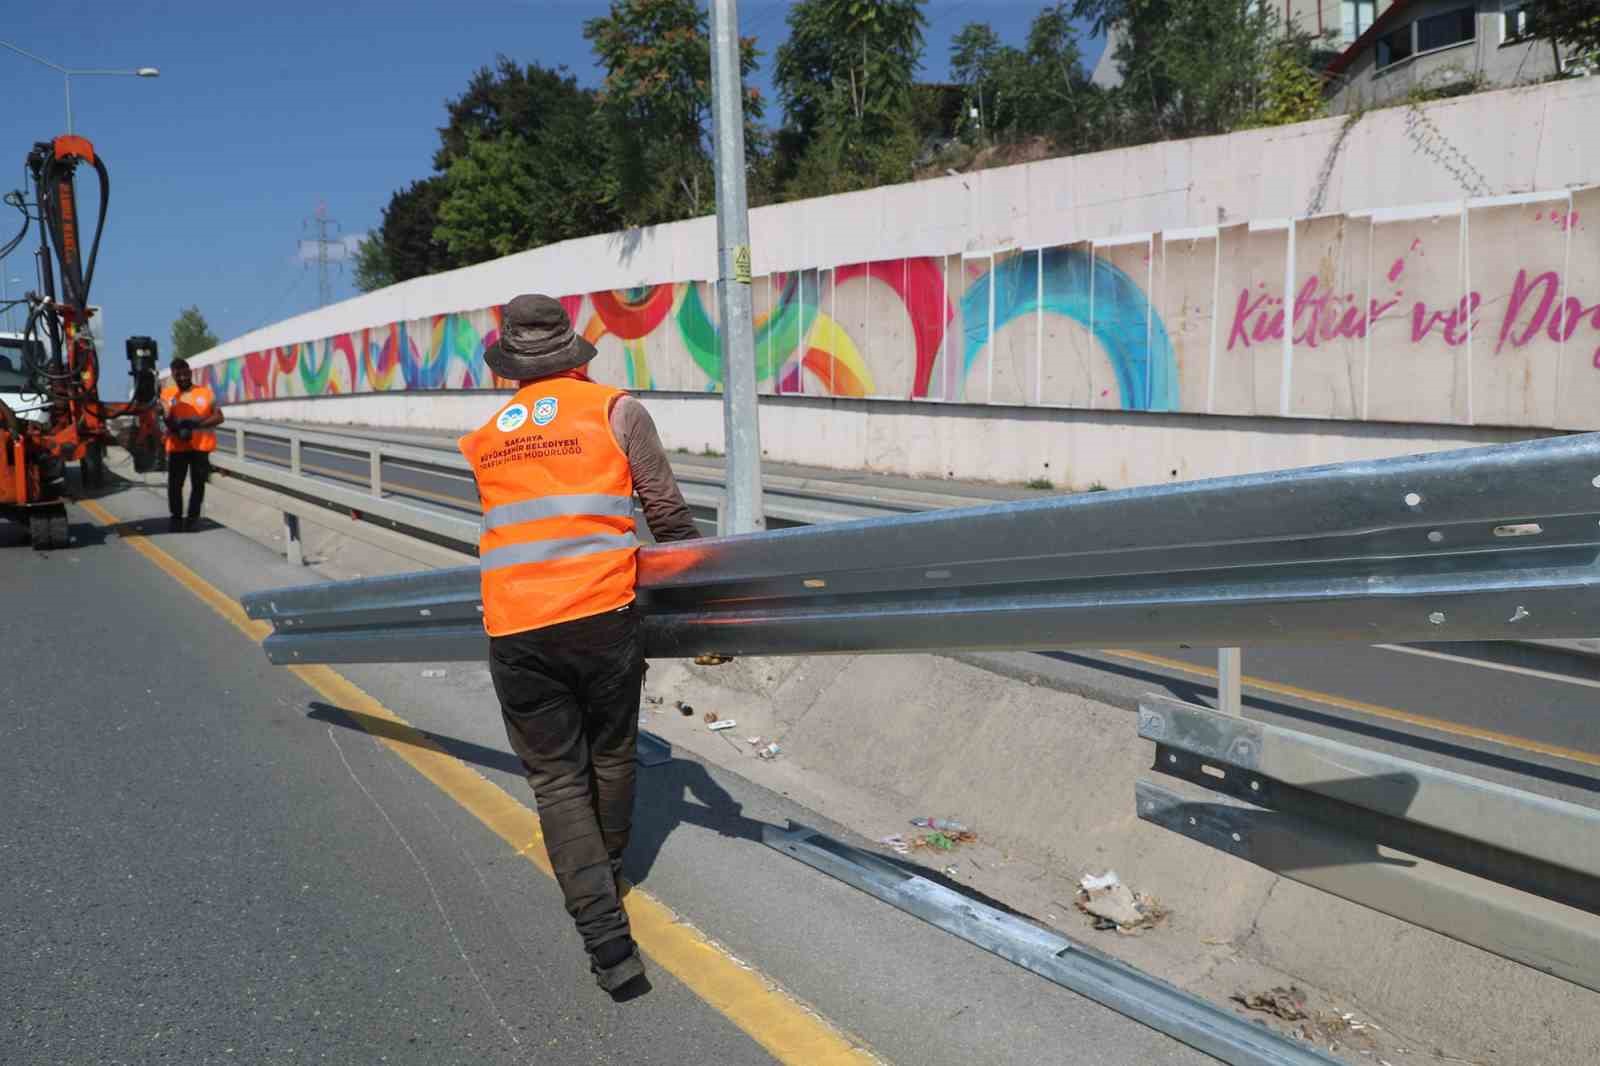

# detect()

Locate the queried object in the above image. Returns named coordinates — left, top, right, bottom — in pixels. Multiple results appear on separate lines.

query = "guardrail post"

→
left=289, top=436, right=302, bottom=477
left=369, top=450, right=382, bottom=498
left=283, top=512, right=303, bottom=566
left=1217, top=647, right=1242, bottom=716
left=235, top=426, right=245, bottom=460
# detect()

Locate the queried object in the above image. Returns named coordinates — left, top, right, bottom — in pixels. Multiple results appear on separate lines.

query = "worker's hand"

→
left=693, top=654, right=735, bottom=667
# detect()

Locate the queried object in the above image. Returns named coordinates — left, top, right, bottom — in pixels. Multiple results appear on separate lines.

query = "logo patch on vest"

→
left=532, top=397, right=559, bottom=426
left=496, top=404, right=529, bottom=432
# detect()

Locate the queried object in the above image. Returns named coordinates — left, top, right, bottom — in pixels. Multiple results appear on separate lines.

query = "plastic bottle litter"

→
left=757, top=742, right=781, bottom=760
left=911, top=817, right=968, bottom=833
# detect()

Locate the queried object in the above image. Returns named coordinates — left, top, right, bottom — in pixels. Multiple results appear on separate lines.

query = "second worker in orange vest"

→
left=460, top=293, right=702, bottom=996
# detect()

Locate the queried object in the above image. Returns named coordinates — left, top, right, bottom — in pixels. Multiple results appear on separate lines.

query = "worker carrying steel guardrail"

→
left=456, top=293, right=707, bottom=996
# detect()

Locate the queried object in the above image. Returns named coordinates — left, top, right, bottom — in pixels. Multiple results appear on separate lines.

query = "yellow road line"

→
left=79, top=498, right=881, bottom=1066
left=1099, top=646, right=1600, bottom=770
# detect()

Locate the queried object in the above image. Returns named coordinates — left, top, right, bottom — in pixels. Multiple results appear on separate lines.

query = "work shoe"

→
left=590, top=937, right=645, bottom=993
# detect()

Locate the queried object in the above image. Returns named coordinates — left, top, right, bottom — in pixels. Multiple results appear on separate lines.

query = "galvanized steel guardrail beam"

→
left=1137, top=697, right=1600, bottom=991
left=213, top=420, right=954, bottom=537
left=240, top=433, right=1600, bottom=664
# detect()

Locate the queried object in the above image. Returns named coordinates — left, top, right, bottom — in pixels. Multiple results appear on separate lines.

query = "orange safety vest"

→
left=459, top=377, right=638, bottom=638
left=159, top=383, right=218, bottom=453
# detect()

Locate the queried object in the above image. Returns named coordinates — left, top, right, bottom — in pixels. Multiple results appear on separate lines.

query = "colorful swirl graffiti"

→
left=196, top=251, right=1178, bottom=412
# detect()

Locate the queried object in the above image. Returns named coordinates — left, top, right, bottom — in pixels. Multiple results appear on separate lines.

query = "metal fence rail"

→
left=242, top=433, right=1600, bottom=664
left=1136, top=694, right=1600, bottom=991
left=212, top=420, right=965, bottom=541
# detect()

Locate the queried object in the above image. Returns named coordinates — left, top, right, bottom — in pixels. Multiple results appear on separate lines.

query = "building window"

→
left=1342, top=0, right=1377, bottom=43
left=1416, top=7, right=1477, bottom=52
left=1375, top=6, right=1479, bottom=68
left=1376, top=24, right=1415, bottom=67
left=1503, top=3, right=1540, bottom=42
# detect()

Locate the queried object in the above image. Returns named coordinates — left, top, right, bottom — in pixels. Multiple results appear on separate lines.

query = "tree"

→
left=948, top=8, right=1101, bottom=151
left=583, top=0, right=764, bottom=226
left=352, top=235, right=393, bottom=293
left=1072, top=0, right=1299, bottom=142
left=1535, top=1, right=1600, bottom=69
left=950, top=23, right=1003, bottom=137
left=171, top=306, right=219, bottom=359
left=354, top=177, right=452, bottom=293
left=773, top=0, right=928, bottom=197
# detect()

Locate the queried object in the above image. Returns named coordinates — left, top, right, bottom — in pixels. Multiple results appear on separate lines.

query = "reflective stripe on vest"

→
left=459, top=377, right=637, bottom=637
left=482, top=492, right=636, bottom=533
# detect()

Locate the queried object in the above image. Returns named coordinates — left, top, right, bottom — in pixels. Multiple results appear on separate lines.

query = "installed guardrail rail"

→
left=212, top=420, right=965, bottom=541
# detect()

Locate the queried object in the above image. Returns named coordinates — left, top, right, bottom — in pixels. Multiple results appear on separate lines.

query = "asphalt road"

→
left=216, top=422, right=1600, bottom=786
left=1, top=488, right=1214, bottom=1066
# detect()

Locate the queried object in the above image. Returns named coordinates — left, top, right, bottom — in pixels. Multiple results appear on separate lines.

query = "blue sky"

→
left=0, top=1, right=1101, bottom=398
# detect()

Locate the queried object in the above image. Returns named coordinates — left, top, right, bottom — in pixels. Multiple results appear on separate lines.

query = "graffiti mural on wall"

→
left=197, top=186, right=1600, bottom=429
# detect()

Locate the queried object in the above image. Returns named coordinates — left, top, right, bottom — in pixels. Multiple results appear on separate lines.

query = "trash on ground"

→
left=1230, top=986, right=1309, bottom=1022
left=704, top=711, right=719, bottom=723
left=879, top=834, right=910, bottom=855
left=757, top=742, right=781, bottom=760
left=708, top=719, right=738, bottom=732
left=943, top=864, right=959, bottom=877
left=421, top=668, right=447, bottom=679
left=912, top=829, right=978, bottom=851
left=1076, top=870, right=1167, bottom=933
left=644, top=695, right=664, bottom=706
left=675, top=700, right=694, bottom=716
left=911, top=817, right=968, bottom=833
left=747, top=736, right=764, bottom=745
left=1232, top=987, right=1381, bottom=1051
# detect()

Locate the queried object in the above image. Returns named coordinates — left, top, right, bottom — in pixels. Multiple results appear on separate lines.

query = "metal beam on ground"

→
left=764, top=822, right=1341, bottom=1066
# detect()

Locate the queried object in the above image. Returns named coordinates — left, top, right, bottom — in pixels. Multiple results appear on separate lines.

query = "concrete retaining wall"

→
left=190, top=79, right=1600, bottom=437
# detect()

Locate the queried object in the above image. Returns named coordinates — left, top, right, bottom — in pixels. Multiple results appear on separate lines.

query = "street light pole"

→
left=707, top=0, right=765, bottom=535
left=0, top=40, right=160, bottom=135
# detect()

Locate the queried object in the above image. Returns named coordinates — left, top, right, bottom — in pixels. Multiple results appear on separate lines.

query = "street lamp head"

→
left=136, top=67, right=160, bottom=77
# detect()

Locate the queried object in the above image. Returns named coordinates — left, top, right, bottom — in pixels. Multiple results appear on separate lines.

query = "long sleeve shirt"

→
left=609, top=395, right=701, bottom=544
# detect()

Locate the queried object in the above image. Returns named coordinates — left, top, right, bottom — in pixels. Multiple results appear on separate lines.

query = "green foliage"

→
left=351, top=234, right=393, bottom=293
left=1536, top=0, right=1600, bottom=61
left=584, top=0, right=763, bottom=226
left=1248, top=43, right=1326, bottom=128
left=1074, top=0, right=1309, bottom=142
left=355, top=0, right=1364, bottom=294
left=774, top=0, right=928, bottom=195
left=355, top=177, right=451, bottom=293
left=170, top=306, right=219, bottom=360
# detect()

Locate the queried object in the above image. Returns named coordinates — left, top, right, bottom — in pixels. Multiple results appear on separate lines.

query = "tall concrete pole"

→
left=708, top=0, right=765, bottom=534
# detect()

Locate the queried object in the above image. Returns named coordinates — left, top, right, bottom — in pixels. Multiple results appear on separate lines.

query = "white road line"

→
left=1376, top=643, right=1600, bottom=691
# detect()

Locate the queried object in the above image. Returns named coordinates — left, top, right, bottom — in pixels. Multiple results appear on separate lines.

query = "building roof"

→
left=1325, top=0, right=1419, bottom=77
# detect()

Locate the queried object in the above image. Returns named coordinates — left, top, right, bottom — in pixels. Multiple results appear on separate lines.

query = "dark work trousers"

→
left=167, top=451, right=211, bottom=520
left=488, top=604, right=645, bottom=955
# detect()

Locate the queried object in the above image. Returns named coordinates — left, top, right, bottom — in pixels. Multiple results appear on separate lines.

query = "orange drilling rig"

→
left=0, top=135, right=162, bottom=549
